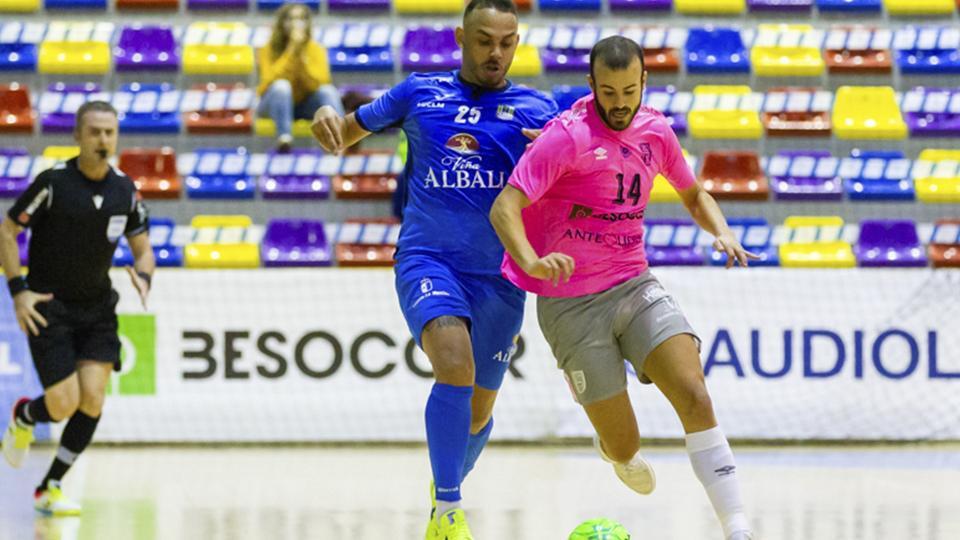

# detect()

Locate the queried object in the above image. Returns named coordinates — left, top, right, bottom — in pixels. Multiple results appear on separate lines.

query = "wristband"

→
left=137, top=271, right=152, bottom=290
left=8, top=276, right=28, bottom=296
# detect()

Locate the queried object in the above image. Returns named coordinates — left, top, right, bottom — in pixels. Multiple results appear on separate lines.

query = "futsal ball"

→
left=568, top=518, right=631, bottom=540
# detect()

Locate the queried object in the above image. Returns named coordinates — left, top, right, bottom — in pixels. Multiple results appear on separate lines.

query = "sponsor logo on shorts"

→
left=420, top=277, right=433, bottom=294
left=570, top=370, right=587, bottom=395
left=109, top=314, right=156, bottom=396
left=642, top=285, right=668, bottom=304
left=445, top=133, right=480, bottom=155
left=412, top=286, right=452, bottom=308
left=567, top=204, right=644, bottom=223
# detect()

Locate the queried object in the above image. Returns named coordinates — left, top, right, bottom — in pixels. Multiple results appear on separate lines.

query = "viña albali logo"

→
left=425, top=133, right=507, bottom=189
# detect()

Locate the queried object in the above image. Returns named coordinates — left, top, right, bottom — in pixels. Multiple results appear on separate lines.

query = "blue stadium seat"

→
left=182, top=149, right=257, bottom=199
left=815, top=0, right=881, bottom=11
left=896, top=27, right=960, bottom=75
left=645, top=219, right=705, bottom=266
left=324, top=24, right=396, bottom=72
left=113, top=218, right=182, bottom=267
left=0, top=23, right=42, bottom=72
left=552, top=85, right=591, bottom=112
left=257, top=0, right=319, bottom=9
left=539, top=0, right=602, bottom=10
left=709, top=218, right=780, bottom=266
left=45, top=0, right=106, bottom=8
left=842, top=150, right=916, bottom=201
left=685, top=28, right=750, bottom=74
left=116, top=83, right=181, bottom=134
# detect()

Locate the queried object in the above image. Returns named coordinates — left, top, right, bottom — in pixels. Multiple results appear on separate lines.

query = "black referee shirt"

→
left=8, top=158, right=149, bottom=304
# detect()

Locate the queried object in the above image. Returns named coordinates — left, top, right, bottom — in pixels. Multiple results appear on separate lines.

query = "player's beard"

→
left=595, top=101, right=638, bottom=131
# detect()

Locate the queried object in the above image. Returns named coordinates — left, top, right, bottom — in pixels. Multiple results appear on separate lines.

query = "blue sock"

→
left=425, top=383, right=473, bottom=502
left=461, top=417, right=493, bottom=479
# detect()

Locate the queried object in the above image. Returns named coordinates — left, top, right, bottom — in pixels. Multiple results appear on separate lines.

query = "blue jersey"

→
left=356, top=71, right=558, bottom=275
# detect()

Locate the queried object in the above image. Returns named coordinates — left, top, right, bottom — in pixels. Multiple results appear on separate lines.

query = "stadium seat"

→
left=914, top=149, right=960, bottom=203
left=816, top=0, right=881, bottom=11
left=116, top=83, right=181, bottom=134
left=884, top=0, right=954, bottom=15
left=115, top=26, right=178, bottom=72
left=832, top=86, right=908, bottom=140
left=552, top=85, right=591, bottom=112
left=0, top=85, right=33, bottom=133
left=619, top=27, right=684, bottom=72
left=182, top=22, right=254, bottom=75
left=332, top=219, right=400, bottom=267
left=38, top=22, right=112, bottom=75
left=325, top=24, right=396, bottom=73
left=709, top=218, right=780, bottom=266
left=767, top=150, right=843, bottom=200
left=855, top=220, right=926, bottom=267
left=675, top=0, right=745, bottom=14
left=402, top=26, right=460, bottom=72
left=688, top=86, right=763, bottom=139
left=261, top=219, right=332, bottom=267
left=0, top=0, right=40, bottom=11
left=650, top=150, right=696, bottom=203
left=508, top=44, right=542, bottom=77
left=185, top=215, right=260, bottom=269
left=182, top=149, right=256, bottom=199
left=823, top=27, right=893, bottom=74
left=539, top=0, right=601, bottom=11
left=184, top=84, right=253, bottom=135
left=118, top=147, right=181, bottom=199
left=902, top=87, right=960, bottom=138
left=699, top=151, right=769, bottom=200
left=645, top=219, right=705, bottom=266
left=333, top=152, right=401, bottom=200
left=257, top=0, right=319, bottom=9
left=328, top=0, right=390, bottom=10
left=895, top=27, right=960, bottom=75
left=609, top=0, right=672, bottom=10
left=761, top=87, right=832, bottom=137
left=117, top=0, right=177, bottom=7
left=42, top=145, right=78, bottom=161
left=0, top=22, right=42, bottom=71
left=45, top=0, right=105, bottom=8
left=751, top=24, right=825, bottom=77
left=187, top=0, right=248, bottom=8
left=0, top=148, right=31, bottom=197
left=114, top=218, right=182, bottom=267
left=928, top=219, right=960, bottom=268
left=843, top=150, right=915, bottom=201
left=254, top=118, right=313, bottom=139
left=394, top=0, right=462, bottom=14
left=257, top=150, right=332, bottom=199
left=40, top=82, right=105, bottom=133
left=644, top=87, right=691, bottom=136
left=685, top=28, right=750, bottom=74
left=779, top=216, right=856, bottom=268
left=541, top=26, right=595, bottom=73
left=747, top=0, right=812, bottom=10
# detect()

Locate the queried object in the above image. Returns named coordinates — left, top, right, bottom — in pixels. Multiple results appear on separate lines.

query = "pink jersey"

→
left=502, top=95, right=697, bottom=297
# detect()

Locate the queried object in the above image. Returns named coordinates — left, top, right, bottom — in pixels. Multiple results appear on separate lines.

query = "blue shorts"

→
left=395, top=254, right=526, bottom=391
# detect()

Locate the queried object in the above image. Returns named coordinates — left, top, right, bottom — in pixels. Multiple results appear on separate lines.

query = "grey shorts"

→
left=536, top=271, right=699, bottom=405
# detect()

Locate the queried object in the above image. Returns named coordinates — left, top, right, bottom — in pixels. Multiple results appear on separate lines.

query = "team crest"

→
left=496, top=104, right=516, bottom=121
left=445, top=133, right=480, bottom=155
left=638, top=142, right=653, bottom=166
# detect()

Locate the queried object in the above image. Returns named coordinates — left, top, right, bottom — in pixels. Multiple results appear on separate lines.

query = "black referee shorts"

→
left=29, top=289, right=122, bottom=389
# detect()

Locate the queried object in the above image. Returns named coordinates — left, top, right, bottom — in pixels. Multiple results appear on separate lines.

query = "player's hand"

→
left=125, top=266, right=150, bottom=310
left=523, top=252, right=575, bottom=287
left=13, top=290, right=53, bottom=337
left=713, top=233, right=760, bottom=269
left=311, top=105, right=345, bottom=153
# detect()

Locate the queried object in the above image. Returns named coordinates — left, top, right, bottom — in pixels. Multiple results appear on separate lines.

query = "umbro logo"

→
left=714, top=465, right=737, bottom=477
left=594, top=148, right=608, bottom=160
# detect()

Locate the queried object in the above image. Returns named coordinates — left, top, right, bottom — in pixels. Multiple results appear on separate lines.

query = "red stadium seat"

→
left=0, top=85, right=34, bottom=134
left=119, top=147, right=181, bottom=199
left=117, top=0, right=177, bottom=8
left=824, top=28, right=892, bottom=74
left=761, top=87, right=832, bottom=137
left=332, top=152, right=399, bottom=200
left=184, top=83, right=252, bottom=135
left=645, top=47, right=681, bottom=72
left=929, top=219, right=960, bottom=268
left=699, top=151, right=769, bottom=201
left=335, top=218, right=399, bottom=267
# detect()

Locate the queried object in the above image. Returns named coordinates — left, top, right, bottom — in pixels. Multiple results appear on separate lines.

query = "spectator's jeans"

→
left=257, top=79, right=344, bottom=137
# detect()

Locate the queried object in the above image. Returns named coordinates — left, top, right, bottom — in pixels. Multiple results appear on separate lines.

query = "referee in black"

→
left=0, top=101, right=153, bottom=516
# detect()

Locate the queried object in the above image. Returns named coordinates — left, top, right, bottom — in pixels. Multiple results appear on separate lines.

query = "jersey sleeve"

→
left=657, top=119, right=697, bottom=191
left=124, top=190, right=149, bottom=237
left=354, top=75, right=415, bottom=133
left=507, top=119, right=573, bottom=204
left=7, top=173, right=52, bottom=229
left=527, top=94, right=559, bottom=128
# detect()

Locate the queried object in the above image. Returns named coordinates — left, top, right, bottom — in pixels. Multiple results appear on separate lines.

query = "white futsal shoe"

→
left=728, top=531, right=754, bottom=540
left=34, top=480, right=82, bottom=517
left=593, top=435, right=656, bottom=495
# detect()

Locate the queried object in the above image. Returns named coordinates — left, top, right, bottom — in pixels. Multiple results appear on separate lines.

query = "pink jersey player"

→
left=501, top=95, right=696, bottom=297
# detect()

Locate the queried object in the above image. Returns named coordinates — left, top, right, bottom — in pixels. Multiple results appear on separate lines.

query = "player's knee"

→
left=431, top=352, right=475, bottom=385
left=269, top=79, right=293, bottom=97
left=78, top=389, right=106, bottom=417
left=681, top=383, right=714, bottom=420
left=45, top=386, right=80, bottom=421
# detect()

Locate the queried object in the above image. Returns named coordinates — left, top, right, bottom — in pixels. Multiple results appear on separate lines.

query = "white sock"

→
left=685, top=426, right=751, bottom=539
left=435, top=499, right=461, bottom=522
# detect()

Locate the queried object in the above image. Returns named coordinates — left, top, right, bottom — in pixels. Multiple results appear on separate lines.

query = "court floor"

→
left=1, top=444, right=958, bottom=540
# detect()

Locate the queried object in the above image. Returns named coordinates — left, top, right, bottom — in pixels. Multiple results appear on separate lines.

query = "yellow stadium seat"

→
left=394, top=0, right=462, bottom=13
left=0, top=0, right=40, bottom=12
left=182, top=23, right=254, bottom=75
left=884, top=0, right=954, bottom=15
left=915, top=149, right=960, bottom=203
left=675, top=0, right=745, bottom=14
left=650, top=149, right=691, bottom=203
left=751, top=25, right=825, bottom=77
left=507, top=44, right=542, bottom=77
left=832, top=86, right=907, bottom=140
left=186, top=215, right=259, bottom=268
left=688, top=86, right=762, bottom=139
left=42, top=146, right=79, bottom=160
left=254, top=118, right=314, bottom=138
left=38, top=41, right=110, bottom=75
left=780, top=216, right=855, bottom=268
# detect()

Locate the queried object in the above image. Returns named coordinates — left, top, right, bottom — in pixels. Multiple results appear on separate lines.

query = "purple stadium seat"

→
left=187, top=0, right=247, bottom=9
left=748, top=0, right=812, bottom=10
left=856, top=220, right=927, bottom=268
left=542, top=45, right=590, bottom=73
left=645, top=86, right=688, bottom=136
left=115, top=26, right=178, bottom=72
left=41, top=83, right=101, bottom=134
left=402, top=27, right=460, bottom=72
left=903, top=88, right=960, bottom=138
left=609, top=0, right=672, bottom=9
left=258, top=150, right=331, bottom=200
left=328, top=0, right=389, bottom=10
left=769, top=150, right=843, bottom=201
left=0, top=148, right=30, bottom=198
left=261, top=219, right=332, bottom=267
left=645, top=219, right=704, bottom=266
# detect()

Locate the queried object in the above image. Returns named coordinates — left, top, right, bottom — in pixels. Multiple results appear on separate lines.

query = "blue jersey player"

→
left=311, top=1, right=556, bottom=538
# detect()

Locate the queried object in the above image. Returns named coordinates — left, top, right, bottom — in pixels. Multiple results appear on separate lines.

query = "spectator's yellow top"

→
left=257, top=42, right=331, bottom=103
